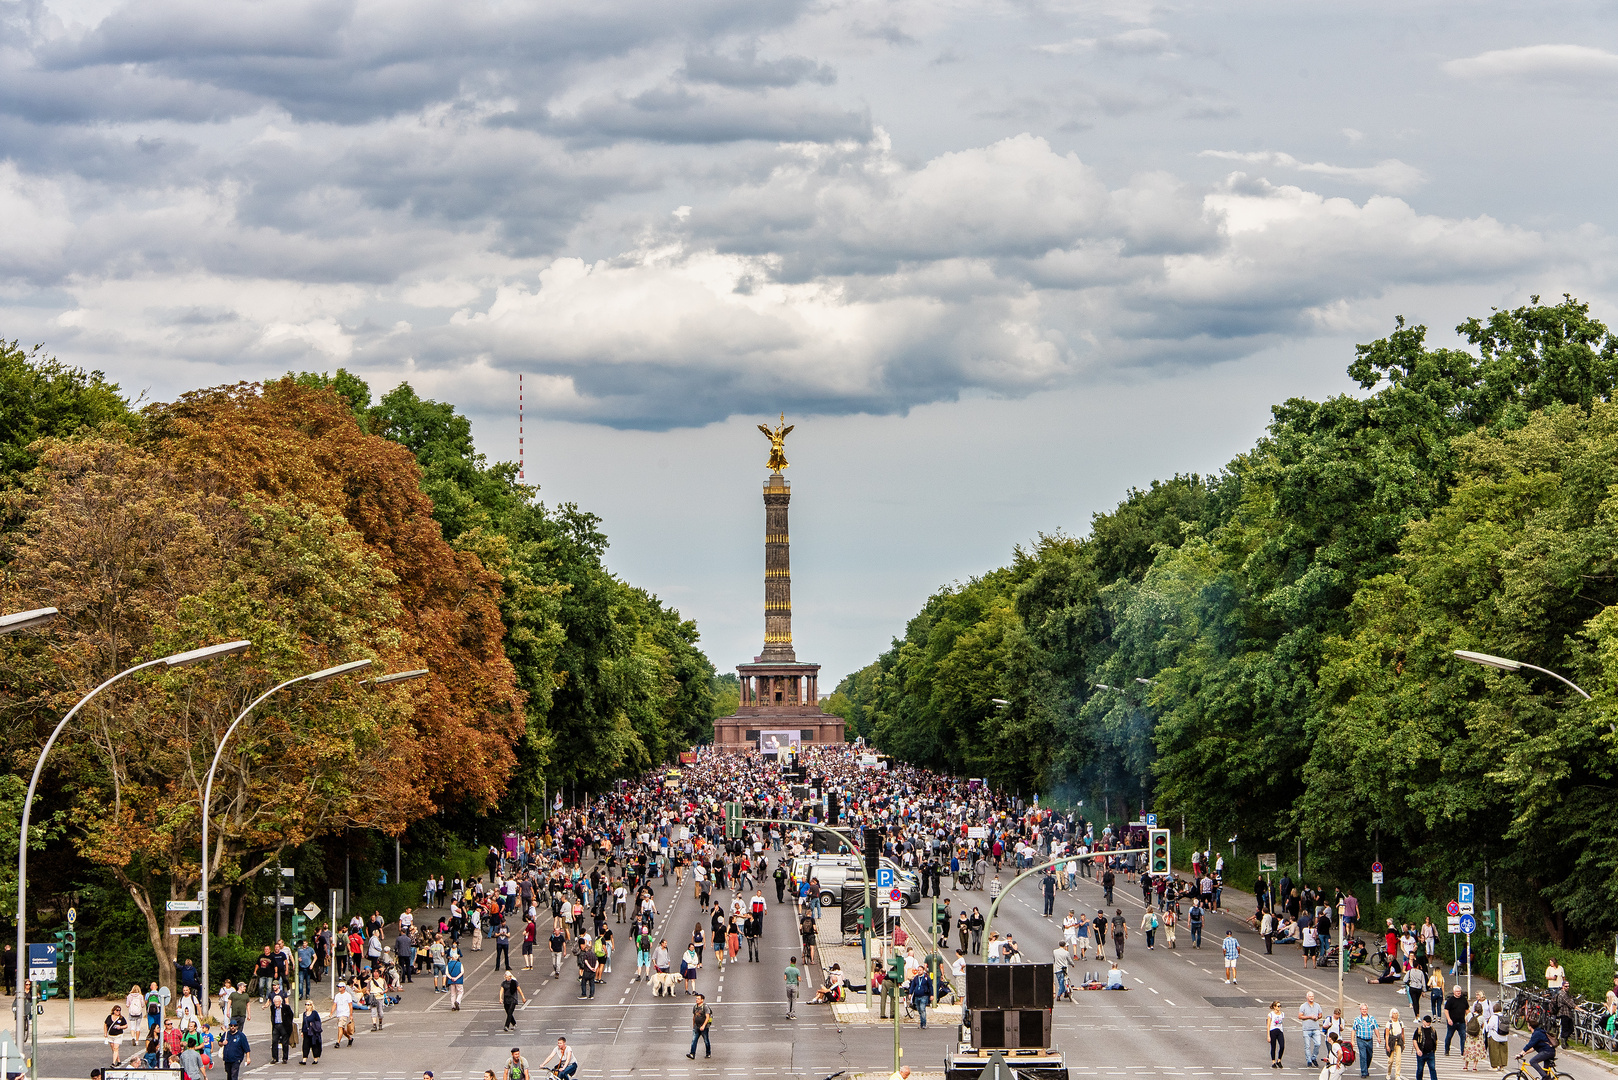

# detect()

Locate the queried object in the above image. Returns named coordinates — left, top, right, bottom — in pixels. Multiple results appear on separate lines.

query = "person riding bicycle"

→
left=1521, top=1020, right=1556, bottom=1079
left=538, top=1037, right=577, bottom=1080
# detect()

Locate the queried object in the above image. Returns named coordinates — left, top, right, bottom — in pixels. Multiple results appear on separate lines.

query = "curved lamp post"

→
left=200, top=658, right=373, bottom=1016
left=362, top=670, right=430, bottom=925
left=1454, top=648, right=1606, bottom=734
left=13, top=634, right=251, bottom=1055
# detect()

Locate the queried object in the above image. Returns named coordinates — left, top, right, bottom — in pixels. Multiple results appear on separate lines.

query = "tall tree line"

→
left=829, top=296, right=1618, bottom=944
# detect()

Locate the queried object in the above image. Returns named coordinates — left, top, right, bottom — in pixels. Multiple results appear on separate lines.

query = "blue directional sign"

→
left=1459, top=914, right=1477, bottom=935
left=28, top=942, right=57, bottom=981
left=1458, top=883, right=1474, bottom=905
left=1145, top=814, right=1157, bottom=828
left=876, top=866, right=895, bottom=888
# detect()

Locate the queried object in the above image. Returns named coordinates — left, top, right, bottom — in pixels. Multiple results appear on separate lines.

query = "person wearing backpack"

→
left=1413, top=1015, right=1439, bottom=1080
left=505, top=1046, right=532, bottom=1080
left=1139, top=908, right=1158, bottom=950
left=1383, top=1009, right=1405, bottom=1080
left=686, top=993, right=713, bottom=1059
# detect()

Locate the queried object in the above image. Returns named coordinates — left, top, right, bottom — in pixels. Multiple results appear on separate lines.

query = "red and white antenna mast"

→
left=518, top=373, right=524, bottom=481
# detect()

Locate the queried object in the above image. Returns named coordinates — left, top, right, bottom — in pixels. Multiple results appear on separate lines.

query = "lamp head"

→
left=365, top=668, right=430, bottom=686
left=0, top=607, right=58, bottom=634
left=1453, top=649, right=1522, bottom=672
left=164, top=640, right=251, bottom=667
left=303, top=659, right=374, bottom=684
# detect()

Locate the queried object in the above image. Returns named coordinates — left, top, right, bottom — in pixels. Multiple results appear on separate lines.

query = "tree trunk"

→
left=123, top=880, right=179, bottom=994
left=231, top=890, right=247, bottom=937
left=217, top=883, right=233, bottom=938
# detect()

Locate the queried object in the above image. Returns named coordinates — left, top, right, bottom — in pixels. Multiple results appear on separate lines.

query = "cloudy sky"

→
left=4, top=0, right=1616, bottom=684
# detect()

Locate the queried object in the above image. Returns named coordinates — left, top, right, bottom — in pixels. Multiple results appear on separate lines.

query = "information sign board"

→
left=1499, top=952, right=1525, bottom=985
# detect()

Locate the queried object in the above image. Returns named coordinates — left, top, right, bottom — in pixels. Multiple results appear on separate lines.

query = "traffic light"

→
left=724, top=801, right=740, bottom=839
left=1149, top=829, right=1170, bottom=874
left=37, top=981, right=57, bottom=1000
left=291, top=913, right=307, bottom=941
left=54, top=927, right=75, bottom=962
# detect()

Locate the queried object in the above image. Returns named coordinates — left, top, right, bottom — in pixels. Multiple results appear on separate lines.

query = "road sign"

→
left=1499, top=952, right=1525, bottom=985
left=1145, top=814, right=1157, bottom=828
left=28, top=942, right=57, bottom=981
left=1446, top=900, right=1460, bottom=917
left=262, top=896, right=296, bottom=906
left=1459, top=901, right=1474, bottom=915
left=1447, top=916, right=1461, bottom=932
left=168, top=926, right=201, bottom=936
left=65, top=907, right=76, bottom=925
left=1458, top=883, right=1474, bottom=904
left=302, top=902, right=321, bottom=919
left=1371, top=871, right=1384, bottom=884
left=1459, top=914, right=1477, bottom=934
left=167, top=900, right=203, bottom=912
left=889, top=888, right=903, bottom=904
left=1371, top=861, right=1383, bottom=873
left=1257, top=854, right=1278, bottom=872
left=876, top=867, right=895, bottom=889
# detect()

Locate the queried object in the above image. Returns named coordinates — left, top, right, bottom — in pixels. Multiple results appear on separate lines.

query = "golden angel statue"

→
left=759, top=413, right=794, bottom=473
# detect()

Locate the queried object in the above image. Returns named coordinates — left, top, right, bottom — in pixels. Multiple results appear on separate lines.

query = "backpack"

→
left=1466, top=1014, right=1482, bottom=1038
left=1339, top=1042, right=1355, bottom=1066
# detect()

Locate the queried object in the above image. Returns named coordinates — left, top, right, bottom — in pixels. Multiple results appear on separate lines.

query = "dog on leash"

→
left=650, top=971, right=680, bottom=996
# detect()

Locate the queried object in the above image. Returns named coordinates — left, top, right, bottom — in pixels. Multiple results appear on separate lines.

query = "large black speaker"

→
left=970, top=1008, right=1051, bottom=1049
left=964, top=963, right=1054, bottom=1009
left=863, top=828, right=883, bottom=877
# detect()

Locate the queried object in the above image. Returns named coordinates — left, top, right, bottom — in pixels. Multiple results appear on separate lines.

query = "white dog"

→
left=650, top=971, right=680, bottom=996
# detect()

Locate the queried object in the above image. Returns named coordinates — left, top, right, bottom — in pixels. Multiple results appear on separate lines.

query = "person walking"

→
left=1267, top=1001, right=1286, bottom=1068
left=330, top=981, right=356, bottom=1047
left=1413, top=1015, right=1439, bottom=1080
left=784, top=956, right=801, bottom=1019
left=1110, top=909, right=1128, bottom=959
left=500, top=971, right=527, bottom=1031
left=1140, top=907, right=1158, bottom=950
left=1462, top=998, right=1485, bottom=1071
left=220, top=1021, right=251, bottom=1080
left=298, top=1000, right=323, bottom=1064
left=1384, top=1010, right=1405, bottom=1080
left=1352, top=1004, right=1380, bottom=1078
left=1298, top=992, right=1324, bottom=1068
left=104, top=1005, right=129, bottom=1067
left=577, top=939, right=599, bottom=999
left=268, top=992, right=293, bottom=1064
left=494, top=921, right=512, bottom=971
left=1484, top=1006, right=1509, bottom=1071
left=1222, top=929, right=1240, bottom=983
left=1188, top=899, right=1204, bottom=948
left=686, top=993, right=713, bottom=1059
left=910, top=968, right=933, bottom=1029
left=1443, top=984, right=1469, bottom=1057
left=1404, top=963, right=1427, bottom=1018
left=447, top=950, right=466, bottom=1012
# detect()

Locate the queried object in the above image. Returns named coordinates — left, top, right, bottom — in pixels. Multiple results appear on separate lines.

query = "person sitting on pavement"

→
left=1104, top=962, right=1125, bottom=989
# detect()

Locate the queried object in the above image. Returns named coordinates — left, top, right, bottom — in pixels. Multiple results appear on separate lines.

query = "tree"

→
left=1, top=435, right=428, bottom=989
left=0, top=340, right=134, bottom=484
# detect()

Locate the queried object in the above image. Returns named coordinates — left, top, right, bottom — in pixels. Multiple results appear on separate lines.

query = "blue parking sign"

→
left=1458, top=883, right=1474, bottom=905
left=1145, top=814, right=1157, bottom=828
left=876, top=867, right=894, bottom=888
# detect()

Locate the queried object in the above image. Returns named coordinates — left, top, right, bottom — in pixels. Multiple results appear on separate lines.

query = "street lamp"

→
left=0, top=608, right=57, bottom=634
left=14, top=637, right=251, bottom=1056
left=200, top=658, right=374, bottom=1016
left=362, top=669, right=431, bottom=905
left=1135, top=678, right=1157, bottom=686
left=1452, top=650, right=1592, bottom=699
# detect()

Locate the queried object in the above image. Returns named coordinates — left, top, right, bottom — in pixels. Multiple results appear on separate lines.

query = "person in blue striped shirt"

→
left=1351, top=1003, right=1381, bottom=1077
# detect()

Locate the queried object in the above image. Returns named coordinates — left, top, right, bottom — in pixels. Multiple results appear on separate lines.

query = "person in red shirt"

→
left=1384, top=922, right=1399, bottom=966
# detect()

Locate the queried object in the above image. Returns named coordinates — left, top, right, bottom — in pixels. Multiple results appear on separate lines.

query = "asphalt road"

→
left=30, top=864, right=1567, bottom=1080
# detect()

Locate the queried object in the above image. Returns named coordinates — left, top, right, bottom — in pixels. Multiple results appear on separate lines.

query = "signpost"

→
left=1257, top=854, right=1277, bottom=872
left=1371, top=861, right=1383, bottom=903
left=166, top=900, right=202, bottom=913
left=1499, top=951, right=1525, bottom=985
left=302, top=902, right=321, bottom=920
left=27, top=943, right=56, bottom=983
left=168, top=927, right=201, bottom=936
left=1145, top=814, right=1157, bottom=829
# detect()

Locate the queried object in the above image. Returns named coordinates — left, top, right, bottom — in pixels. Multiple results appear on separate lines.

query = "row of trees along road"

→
left=827, top=295, right=1618, bottom=948
left=0, top=350, right=717, bottom=990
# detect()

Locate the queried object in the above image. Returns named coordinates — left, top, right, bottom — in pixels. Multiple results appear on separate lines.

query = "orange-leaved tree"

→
left=1, top=435, right=428, bottom=990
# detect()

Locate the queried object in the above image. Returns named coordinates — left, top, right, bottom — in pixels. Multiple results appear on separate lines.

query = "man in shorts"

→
left=330, top=981, right=356, bottom=1048
left=1222, top=930, right=1240, bottom=984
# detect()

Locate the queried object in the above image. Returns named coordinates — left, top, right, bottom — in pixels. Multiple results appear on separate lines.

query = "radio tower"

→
left=518, top=373, right=523, bottom=481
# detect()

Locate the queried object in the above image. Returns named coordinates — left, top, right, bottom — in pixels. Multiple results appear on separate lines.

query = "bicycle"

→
left=1505, top=1052, right=1574, bottom=1080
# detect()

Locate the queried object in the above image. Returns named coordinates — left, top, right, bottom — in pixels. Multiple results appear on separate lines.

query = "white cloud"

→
left=1444, top=44, right=1618, bottom=86
left=1199, top=150, right=1426, bottom=194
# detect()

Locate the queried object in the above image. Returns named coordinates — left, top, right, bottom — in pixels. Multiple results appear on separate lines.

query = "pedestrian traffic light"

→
left=291, top=913, right=306, bottom=941
left=724, top=801, right=740, bottom=839
left=37, top=980, right=57, bottom=1000
left=1149, top=829, right=1170, bottom=874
